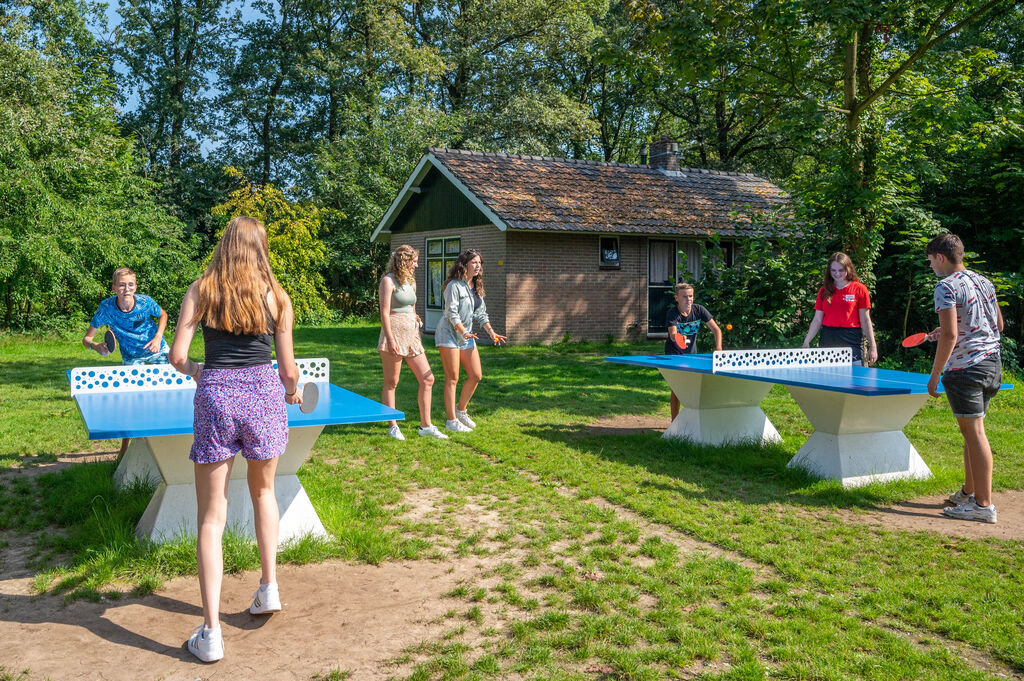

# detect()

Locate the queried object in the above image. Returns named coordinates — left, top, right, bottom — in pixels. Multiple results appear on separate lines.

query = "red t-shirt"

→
left=814, top=281, right=871, bottom=328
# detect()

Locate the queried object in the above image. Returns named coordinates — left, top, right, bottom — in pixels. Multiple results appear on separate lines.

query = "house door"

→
left=648, top=240, right=702, bottom=335
left=424, top=236, right=461, bottom=332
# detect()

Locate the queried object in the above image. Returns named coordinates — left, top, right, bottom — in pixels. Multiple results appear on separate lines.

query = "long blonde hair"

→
left=387, top=245, right=418, bottom=286
left=192, top=216, right=288, bottom=334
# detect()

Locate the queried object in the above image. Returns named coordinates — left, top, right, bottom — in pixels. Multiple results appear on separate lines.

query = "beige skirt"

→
left=377, top=313, right=424, bottom=357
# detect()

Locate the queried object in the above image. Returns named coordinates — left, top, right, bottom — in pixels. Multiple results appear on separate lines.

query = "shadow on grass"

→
left=518, top=421, right=923, bottom=511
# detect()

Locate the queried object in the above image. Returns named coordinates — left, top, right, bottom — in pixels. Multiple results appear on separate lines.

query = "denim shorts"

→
left=435, top=333, right=476, bottom=351
left=123, top=339, right=171, bottom=365
left=941, top=354, right=1002, bottom=418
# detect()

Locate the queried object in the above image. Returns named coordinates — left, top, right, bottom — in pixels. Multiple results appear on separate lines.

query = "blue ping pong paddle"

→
left=299, top=382, right=318, bottom=414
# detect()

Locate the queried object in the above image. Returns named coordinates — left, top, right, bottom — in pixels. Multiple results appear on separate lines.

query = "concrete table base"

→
left=114, top=426, right=328, bottom=543
left=660, top=369, right=781, bottom=446
left=786, top=387, right=932, bottom=487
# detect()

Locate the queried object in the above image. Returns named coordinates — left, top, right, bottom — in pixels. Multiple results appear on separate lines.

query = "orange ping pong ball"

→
left=726, top=323, right=733, bottom=330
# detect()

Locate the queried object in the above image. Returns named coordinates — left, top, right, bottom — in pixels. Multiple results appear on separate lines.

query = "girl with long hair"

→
left=169, top=216, right=301, bottom=663
left=434, top=249, right=506, bottom=433
left=378, top=245, right=446, bottom=439
left=802, top=252, right=878, bottom=365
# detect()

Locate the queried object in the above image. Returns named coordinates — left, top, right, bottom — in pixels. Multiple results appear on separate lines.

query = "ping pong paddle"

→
left=299, top=382, right=318, bottom=414
left=102, top=329, right=116, bottom=355
left=901, top=332, right=928, bottom=348
left=669, top=331, right=689, bottom=350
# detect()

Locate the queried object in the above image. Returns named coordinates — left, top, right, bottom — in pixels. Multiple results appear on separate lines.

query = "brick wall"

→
left=388, top=224, right=507, bottom=342
left=505, top=232, right=646, bottom=344
left=390, top=229, right=650, bottom=345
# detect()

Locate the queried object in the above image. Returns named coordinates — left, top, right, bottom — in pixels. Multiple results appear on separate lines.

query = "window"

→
left=706, top=241, right=735, bottom=268
left=599, top=237, right=620, bottom=268
left=425, top=237, right=461, bottom=309
left=648, top=240, right=702, bottom=335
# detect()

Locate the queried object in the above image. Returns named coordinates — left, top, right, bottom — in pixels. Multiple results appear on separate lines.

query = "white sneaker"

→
left=250, top=582, right=282, bottom=614
left=946, top=487, right=971, bottom=506
left=187, top=624, right=224, bottom=662
left=942, top=500, right=997, bottom=524
left=455, top=409, right=476, bottom=429
left=445, top=418, right=473, bottom=433
left=387, top=424, right=405, bottom=441
left=417, top=425, right=449, bottom=439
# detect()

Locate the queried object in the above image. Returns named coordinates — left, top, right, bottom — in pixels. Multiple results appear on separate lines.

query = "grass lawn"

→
left=1, top=323, right=1022, bottom=680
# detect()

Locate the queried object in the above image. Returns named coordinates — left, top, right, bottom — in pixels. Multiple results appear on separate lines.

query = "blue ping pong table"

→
left=69, top=359, right=403, bottom=543
left=606, top=348, right=1013, bottom=487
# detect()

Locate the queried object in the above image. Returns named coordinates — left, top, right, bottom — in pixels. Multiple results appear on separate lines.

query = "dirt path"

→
left=0, top=558, right=475, bottom=681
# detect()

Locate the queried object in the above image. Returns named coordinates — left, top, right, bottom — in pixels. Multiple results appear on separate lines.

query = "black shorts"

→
left=941, top=354, right=1002, bottom=418
left=820, top=326, right=863, bottom=363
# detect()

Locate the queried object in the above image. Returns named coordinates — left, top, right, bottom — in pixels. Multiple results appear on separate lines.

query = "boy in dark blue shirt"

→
left=665, top=282, right=722, bottom=420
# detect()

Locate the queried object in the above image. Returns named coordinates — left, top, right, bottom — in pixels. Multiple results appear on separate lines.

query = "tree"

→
left=0, top=1, right=197, bottom=330
left=404, top=0, right=602, bottom=152
left=645, top=0, right=1017, bottom=267
left=211, top=168, right=331, bottom=323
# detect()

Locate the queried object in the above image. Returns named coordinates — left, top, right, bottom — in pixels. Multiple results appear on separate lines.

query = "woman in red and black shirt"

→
left=801, top=252, right=878, bottom=365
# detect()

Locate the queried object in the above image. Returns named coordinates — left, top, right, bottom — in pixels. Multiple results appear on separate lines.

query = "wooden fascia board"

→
left=370, top=155, right=433, bottom=243
left=370, top=153, right=508, bottom=243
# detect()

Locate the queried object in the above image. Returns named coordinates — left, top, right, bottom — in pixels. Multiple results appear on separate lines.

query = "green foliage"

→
left=312, top=98, right=457, bottom=314
left=0, top=6, right=197, bottom=330
left=696, top=225, right=829, bottom=349
left=211, top=168, right=331, bottom=324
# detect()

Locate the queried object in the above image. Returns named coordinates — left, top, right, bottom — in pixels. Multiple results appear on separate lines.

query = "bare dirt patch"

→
left=0, top=558, right=483, bottom=681
left=583, top=413, right=666, bottom=437
left=2, top=450, right=119, bottom=479
left=836, top=489, right=1024, bottom=541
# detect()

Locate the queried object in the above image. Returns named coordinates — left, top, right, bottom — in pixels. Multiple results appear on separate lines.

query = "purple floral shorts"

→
left=189, top=364, right=288, bottom=464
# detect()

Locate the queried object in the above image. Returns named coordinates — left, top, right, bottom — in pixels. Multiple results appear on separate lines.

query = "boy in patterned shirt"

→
left=925, top=234, right=1004, bottom=524
left=82, top=267, right=170, bottom=456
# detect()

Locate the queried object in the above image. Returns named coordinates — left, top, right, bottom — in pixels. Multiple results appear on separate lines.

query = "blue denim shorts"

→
left=941, top=354, right=1002, bottom=418
left=436, top=334, right=476, bottom=351
left=123, top=339, right=171, bottom=365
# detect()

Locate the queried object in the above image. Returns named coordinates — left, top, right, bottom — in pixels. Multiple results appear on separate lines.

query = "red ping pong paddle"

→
left=901, top=332, right=928, bottom=348
left=669, top=331, right=689, bottom=350
left=299, top=382, right=318, bottom=414
left=103, top=329, right=116, bottom=355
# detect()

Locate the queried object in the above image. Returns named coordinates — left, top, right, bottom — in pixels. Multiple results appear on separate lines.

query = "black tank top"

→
left=201, top=298, right=276, bottom=369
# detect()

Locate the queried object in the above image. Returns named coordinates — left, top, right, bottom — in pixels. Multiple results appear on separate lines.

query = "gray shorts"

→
left=941, top=354, right=1002, bottom=418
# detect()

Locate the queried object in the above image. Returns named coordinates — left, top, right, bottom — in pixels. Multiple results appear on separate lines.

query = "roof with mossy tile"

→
left=373, top=148, right=791, bottom=241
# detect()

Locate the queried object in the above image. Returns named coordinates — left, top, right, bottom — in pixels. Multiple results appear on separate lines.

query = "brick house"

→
left=370, top=141, right=788, bottom=344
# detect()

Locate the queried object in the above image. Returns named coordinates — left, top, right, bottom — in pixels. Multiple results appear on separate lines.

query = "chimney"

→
left=639, top=143, right=648, bottom=165
left=649, top=134, right=679, bottom=171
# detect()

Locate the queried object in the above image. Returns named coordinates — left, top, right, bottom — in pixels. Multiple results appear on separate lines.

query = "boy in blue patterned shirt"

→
left=925, top=234, right=1004, bottom=524
left=81, top=267, right=170, bottom=456
left=82, top=267, right=169, bottom=363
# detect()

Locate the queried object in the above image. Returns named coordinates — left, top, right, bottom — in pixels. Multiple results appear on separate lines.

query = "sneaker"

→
left=946, top=487, right=972, bottom=506
left=250, top=582, right=282, bottom=614
left=387, top=425, right=405, bottom=441
left=455, top=409, right=476, bottom=429
left=942, top=500, right=997, bottom=524
left=187, top=624, right=224, bottom=662
left=445, top=418, right=473, bottom=433
left=417, top=425, right=449, bottom=439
